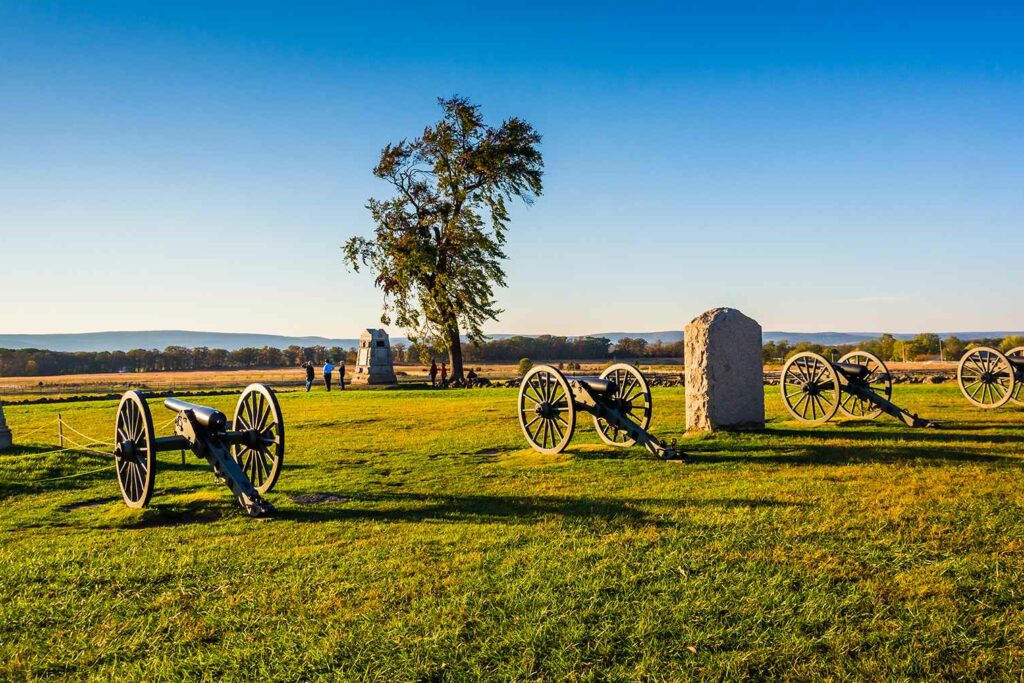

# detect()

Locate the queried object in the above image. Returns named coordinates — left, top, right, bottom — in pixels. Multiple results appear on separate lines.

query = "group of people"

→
left=304, top=359, right=345, bottom=391
left=303, top=357, right=474, bottom=391
left=428, top=359, right=448, bottom=388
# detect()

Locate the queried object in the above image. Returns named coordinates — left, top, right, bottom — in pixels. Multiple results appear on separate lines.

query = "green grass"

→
left=1, top=384, right=1023, bottom=680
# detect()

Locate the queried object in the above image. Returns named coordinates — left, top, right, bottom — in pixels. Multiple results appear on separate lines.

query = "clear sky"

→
left=1, top=1, right=1021, bottom=338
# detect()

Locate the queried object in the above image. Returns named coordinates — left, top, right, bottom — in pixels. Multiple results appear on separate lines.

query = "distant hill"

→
left=0, top=331, right=361, bottom=353
left=1, top=329, right=1022, bottom=353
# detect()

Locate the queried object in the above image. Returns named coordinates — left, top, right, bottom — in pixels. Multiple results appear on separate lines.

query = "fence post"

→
left=57, top=413, right=64, bottom=448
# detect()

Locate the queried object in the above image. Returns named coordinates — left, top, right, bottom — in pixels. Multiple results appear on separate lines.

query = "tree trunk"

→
left=446, top=323, right=464, bottom=382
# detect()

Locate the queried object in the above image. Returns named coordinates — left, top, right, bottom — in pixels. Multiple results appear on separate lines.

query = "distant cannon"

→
left=956, top=346, right=1024, bottom=409
left=780, top=351, right=936, bottom=427
left=112, top=384, right=284, bottom=516
left=517, top=364, right=681, bottom=459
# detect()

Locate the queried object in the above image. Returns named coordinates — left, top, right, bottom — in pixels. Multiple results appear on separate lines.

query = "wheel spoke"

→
left=550, top=418, right=564, bottom=443
left=533, top=420, right=546, bottom=446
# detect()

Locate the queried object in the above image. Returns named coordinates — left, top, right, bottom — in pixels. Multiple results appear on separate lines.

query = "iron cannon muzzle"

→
left=163, top=397, right=227, bottom=431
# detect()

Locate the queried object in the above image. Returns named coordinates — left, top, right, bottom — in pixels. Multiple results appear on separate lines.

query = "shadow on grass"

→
left=762, top=427, right=1024, bottom=447
left=274, top=490, right=806, bottom=526
left=374, top=383, right=435, bottom=392
left=56, top=495, right=122, bottom=511
left=686, top=439, right=1021, bottom=467
left=22, top=488, right=807, bottom=530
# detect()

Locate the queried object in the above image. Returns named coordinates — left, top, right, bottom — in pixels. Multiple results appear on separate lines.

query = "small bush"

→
left=517, top=358, right=533, bottom=376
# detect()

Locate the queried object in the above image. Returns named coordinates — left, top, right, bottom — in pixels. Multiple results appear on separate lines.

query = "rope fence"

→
left=0, top=415, right=126, bottom=484
left=0, top=413, right=187, bottom=485
left=7, top=423, right=49, bottom=440
left=57, top=419, right=113, bottom=448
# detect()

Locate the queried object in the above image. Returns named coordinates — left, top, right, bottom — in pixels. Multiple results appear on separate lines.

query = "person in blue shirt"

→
left=323, top=359, right=335, bottom=391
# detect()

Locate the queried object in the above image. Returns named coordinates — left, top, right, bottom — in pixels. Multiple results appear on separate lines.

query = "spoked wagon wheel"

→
left=957, top=346, right=1015, bottom=409
left=231, top=384, right=285, bottom=493
left=836, top=351, right=892, bottom=419
left=780, top=352, right=841, bottom=424
left=518, top=365, right=576, bottom=454
left=1006, top=347, right=1024, bottom=405
left=593, top=363, right=653, bottom=447
left=113, top=390, right=156, bottom=508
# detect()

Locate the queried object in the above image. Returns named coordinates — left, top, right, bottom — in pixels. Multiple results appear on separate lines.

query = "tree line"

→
left=2, top=333, right=1022, bottom=377
left=392, top=336, right=683, bottom=363
left=0, top=345, right=358, bottom=377
left=0, top=336, right=643, bottom=377
left=762, top=334, right=1024, bottom=363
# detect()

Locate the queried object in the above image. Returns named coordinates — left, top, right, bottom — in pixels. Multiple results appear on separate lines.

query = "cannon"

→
left=517, top=363, right=682, bottom=459
left=112, top=384, right=284, bottom=516
left=780, top=351, right=935, bottom=427
left=956, top=346, right=1024, bottom=409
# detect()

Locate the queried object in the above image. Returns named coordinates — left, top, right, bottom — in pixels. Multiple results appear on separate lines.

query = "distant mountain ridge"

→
left=0, top=331, right=362, bottom=353
left=1, top=329, right=1022, bottom=353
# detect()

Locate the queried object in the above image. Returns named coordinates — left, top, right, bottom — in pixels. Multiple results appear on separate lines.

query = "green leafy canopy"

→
left=343, top=96, right=543, bottom=353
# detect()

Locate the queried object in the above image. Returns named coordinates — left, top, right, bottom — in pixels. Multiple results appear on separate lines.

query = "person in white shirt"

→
left=323, top=359, right=335, bottom=392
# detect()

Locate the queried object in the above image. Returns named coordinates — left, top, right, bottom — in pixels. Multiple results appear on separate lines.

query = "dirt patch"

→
left=289, top=492, right=351, bottom=505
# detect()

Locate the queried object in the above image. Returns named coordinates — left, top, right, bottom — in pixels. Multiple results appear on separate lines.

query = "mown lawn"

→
left=1, top=383, right=1023, bottom=680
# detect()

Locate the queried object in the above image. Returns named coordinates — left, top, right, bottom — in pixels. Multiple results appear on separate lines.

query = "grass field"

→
left=2, top=383, right=1023, bottom=680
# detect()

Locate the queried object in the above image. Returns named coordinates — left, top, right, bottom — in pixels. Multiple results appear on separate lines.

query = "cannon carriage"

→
left=780, top=351, right=935, bottom=427
left=517, top=363, right=681, bottom=459
left=112, top=384, right=284, bottom=516
left=956, top=346, right=1024, bottom=409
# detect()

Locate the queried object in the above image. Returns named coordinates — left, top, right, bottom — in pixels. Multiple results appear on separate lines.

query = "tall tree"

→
left=343, top=96, right=543, bottom=381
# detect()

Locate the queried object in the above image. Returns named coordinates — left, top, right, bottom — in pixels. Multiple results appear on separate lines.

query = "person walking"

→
left=440, top=362, right=448, bottom=389
left=429, top=360, right=438, bottom=388
left=338, top=360, right=346, bottom=391
left=304, top=362, right=314, bottom=392
left=323, top=359, right=335, bottom=392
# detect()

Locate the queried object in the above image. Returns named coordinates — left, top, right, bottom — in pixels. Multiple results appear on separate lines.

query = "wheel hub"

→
left=114, top=440, right=137, bottom=462
left=244, top=429, right=263, bottom=448
left=535, top=402, right=555, bottom=419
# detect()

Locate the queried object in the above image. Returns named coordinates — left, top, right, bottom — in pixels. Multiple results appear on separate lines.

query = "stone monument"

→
left=353, top=329, right=397, bottom=385
left=0, top=403, right=11, bottom=450
left=685, top=307, right=764, bottom=432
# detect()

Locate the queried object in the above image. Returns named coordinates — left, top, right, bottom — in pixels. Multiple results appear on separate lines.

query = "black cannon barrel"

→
left=164, top=397, right=228, bottom=430
left=571, top=377, right=617, bottom=396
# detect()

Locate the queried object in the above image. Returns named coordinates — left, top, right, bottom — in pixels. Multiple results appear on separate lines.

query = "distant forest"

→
left=1, top=333, right=1022, bottom=377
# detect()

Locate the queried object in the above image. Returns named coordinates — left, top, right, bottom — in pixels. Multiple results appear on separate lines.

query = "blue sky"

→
left=1, top=2, right=1021, bottom=337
